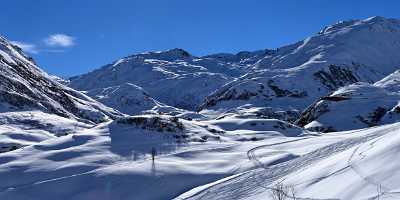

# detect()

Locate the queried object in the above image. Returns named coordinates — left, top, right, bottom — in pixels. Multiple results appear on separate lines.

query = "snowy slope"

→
left=0, top=36, right=122, bottom=123
left=176, top=123, right=400, bottom=200
left=0, top=111, right=92, bottom=152
left=85, top=83, right=163, bottom=116
left=3, top=111, right=400, bottom=200
left=0, top=114, right=310, bottom=200
left=200, top=17, right=400, bottom=117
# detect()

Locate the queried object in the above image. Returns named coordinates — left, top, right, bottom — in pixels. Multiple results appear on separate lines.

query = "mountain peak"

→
left=319, top=16, right=400, bottom=35
left=165, top=48, right=191, bottom=56
left=137, top=48, right=192, bottom=61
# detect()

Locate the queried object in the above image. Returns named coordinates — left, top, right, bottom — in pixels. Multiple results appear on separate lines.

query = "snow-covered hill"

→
left=0, top=111, right=315, bottom=200
left=0, top=111, right=92, bottom=152
left=0, top=36, right=121, bottom=123
left=297, top=70, right=400, bottom=132
left=3, top=110, right=400, bottom=200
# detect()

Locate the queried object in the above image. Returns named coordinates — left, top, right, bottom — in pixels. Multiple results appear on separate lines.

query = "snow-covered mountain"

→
left=200, top=16, right=400, bottom=117
left=69, top=17, right=400, bottom=124
left=0, top=36, right=121, bottom=123
left=68, top=48, right=272, bottom=112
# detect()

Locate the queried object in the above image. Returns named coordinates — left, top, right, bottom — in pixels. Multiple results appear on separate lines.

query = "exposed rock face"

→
left=0, top=36, right=122, bottom=123
left=313, top=64, right=361, bottom=90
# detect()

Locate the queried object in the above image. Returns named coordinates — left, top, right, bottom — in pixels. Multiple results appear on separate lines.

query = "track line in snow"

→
left=182, top=125, right=393, bottom=200
left=346, top=134, right=400, bottom=199
left=247, top=137, right=310, bottom=169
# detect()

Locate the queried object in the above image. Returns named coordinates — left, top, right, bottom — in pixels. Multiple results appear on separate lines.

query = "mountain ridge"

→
left=0, top=35, right=122, bottom=124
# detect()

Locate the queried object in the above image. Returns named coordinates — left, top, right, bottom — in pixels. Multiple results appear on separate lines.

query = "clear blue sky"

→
left=2, top=0, right=400, bottom=77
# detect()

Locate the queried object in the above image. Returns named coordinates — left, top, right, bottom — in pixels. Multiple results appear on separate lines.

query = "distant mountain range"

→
left=69, top=16, right=400, bottom=131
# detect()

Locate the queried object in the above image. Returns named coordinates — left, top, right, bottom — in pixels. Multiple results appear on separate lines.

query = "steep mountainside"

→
left=0, top=36, right=121, bottom=123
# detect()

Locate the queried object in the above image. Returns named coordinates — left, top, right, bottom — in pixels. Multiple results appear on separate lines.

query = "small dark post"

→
left=151, top=147, right=156, bottom=161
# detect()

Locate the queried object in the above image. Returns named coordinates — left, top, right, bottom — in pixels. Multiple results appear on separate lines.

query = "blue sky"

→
left=2, top=0, right=400, bottom=77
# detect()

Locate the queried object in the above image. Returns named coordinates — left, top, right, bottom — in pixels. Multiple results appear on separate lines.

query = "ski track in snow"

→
left=181, top=127, right=393, bottom=200
left=347, top=136, right=400, bottom=199
left=246, top=138, right=309, bottom=168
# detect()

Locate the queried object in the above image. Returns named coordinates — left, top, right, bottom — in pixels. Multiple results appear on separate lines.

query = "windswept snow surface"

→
left=0, top=115, right=313, bottom=200
left=3, top=111, right=400, bottom=200
left=0, top=111, right=92, bottom=152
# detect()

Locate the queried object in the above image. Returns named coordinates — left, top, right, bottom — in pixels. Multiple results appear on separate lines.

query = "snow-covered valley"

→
left=1, top=16, right=400, bottom=200
left=2, top=112, right=399, bottom=200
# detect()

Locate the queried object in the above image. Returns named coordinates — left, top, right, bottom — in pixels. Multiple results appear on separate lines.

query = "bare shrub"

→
left=270, top=182, right=296, bottom=200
